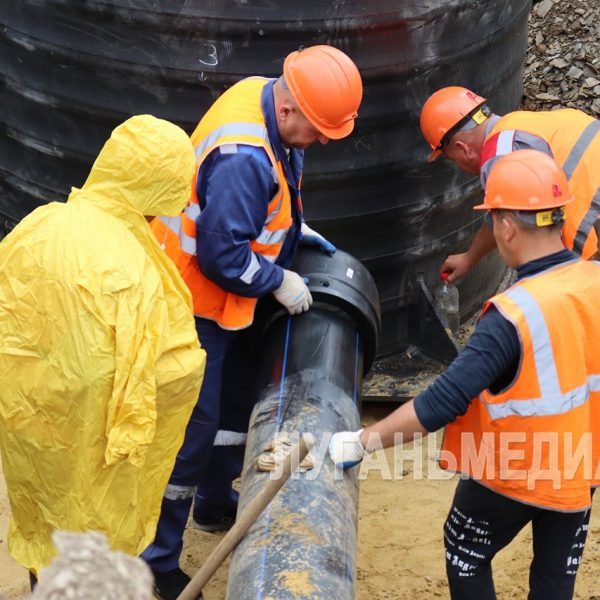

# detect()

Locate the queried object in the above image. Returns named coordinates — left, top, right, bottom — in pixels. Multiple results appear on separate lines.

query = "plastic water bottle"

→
left=435, top=272, right=460, bottom=338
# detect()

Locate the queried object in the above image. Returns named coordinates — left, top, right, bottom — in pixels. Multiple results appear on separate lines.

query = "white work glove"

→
left=328, top=429, right=366, bottom=469
left=299, top=222, right=337, bottom=255
left=273, top=269, right=313, bottom=315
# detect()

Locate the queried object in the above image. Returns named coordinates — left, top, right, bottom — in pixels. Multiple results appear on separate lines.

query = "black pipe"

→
left=226, top=248, right=380, bottom=599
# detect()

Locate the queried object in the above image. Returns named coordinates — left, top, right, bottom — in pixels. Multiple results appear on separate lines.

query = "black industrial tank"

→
left=0, top=0, right=531, bottom=354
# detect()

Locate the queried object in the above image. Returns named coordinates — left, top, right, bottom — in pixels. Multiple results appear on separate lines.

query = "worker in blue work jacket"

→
left=329, top=151, right=600, bottom=600
left=146, top=44, right=363, bottom=600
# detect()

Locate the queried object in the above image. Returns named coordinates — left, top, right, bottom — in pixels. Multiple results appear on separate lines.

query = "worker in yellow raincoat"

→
left=0, top=115, right=206, bottom=582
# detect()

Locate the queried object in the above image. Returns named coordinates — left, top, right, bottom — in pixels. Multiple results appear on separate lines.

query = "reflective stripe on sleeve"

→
left=213, top=430, right=248, bottom=446
left=240, top=253, right=260, bottom=284
left=164, top=484, right=197, bottom=501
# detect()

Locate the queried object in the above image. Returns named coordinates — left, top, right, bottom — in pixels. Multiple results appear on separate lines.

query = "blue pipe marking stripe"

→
left=257, top=320, right=360, bottom=596
left=256, top=510, right=273, bottom=600
left=353, top=332, right=359, bottom=406
left=275, top=316, right=292, bottom=433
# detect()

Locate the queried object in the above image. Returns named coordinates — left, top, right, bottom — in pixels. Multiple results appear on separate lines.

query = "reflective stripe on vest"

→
left=562, top=120, right=600, bottom=254
left=440, top=259, right=600, bottom=508
left=157, top=215, right=196, bottom=255
left=484, top=285, right=595, bottom=420
left=256, top=228, right=288, bottom=245
left=185, top=202, right=201, bottom=221
left=154, top=191, right=289, bottom=262
left=485, top=111, right=600, bottom=258
left=574, top=187, right=600, bottom=254
left=194, top=122, right=270, bottom=161
left=153, top=77, right=296, bottom=329
left=562, top=120, right=600, bottom=178
left=496, top=130, right=515, bottom=156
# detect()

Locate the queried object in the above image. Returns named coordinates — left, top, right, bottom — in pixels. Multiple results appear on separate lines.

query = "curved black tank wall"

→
left=0, top=1, right=531, bottom=355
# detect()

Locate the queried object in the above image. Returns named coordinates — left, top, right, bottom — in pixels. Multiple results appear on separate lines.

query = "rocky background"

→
left=525, top=0, right=600, bottom=114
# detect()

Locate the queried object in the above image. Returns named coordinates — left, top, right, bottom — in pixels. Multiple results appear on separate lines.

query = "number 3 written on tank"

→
left=198, top=43, right=219, bottom=66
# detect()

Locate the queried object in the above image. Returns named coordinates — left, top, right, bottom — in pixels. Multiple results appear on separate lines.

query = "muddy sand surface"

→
left=1, top=399, right=599, bottom=599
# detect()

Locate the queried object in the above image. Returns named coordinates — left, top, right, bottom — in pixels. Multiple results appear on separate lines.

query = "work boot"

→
left=152, top=567, right=202, bottom=600
left=192, top=508, right=236, bottom=532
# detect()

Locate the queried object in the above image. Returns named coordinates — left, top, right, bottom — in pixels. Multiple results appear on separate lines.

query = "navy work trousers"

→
left=142, top=317, right=257, bottom=572
left=445, top=478, right=592, bottom=600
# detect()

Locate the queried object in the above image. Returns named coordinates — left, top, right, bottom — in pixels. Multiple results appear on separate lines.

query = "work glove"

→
left=328, top=429, right=366, bottom=469
left=299, top=222, right=337, bottom=255
left=273, top=269, right=313, bottom=315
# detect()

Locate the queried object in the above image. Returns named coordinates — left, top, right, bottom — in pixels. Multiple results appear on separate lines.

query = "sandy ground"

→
left=1, top=400, right=600, bottom=599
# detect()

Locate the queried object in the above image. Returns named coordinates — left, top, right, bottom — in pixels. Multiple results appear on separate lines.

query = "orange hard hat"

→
left=283, top=45, right=363, bottom=140
left=420, top=86, right=488, bottom=161
left=474, top=150, right=573, bottom=216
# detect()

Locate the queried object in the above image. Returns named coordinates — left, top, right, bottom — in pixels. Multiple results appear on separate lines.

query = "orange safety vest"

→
left=152, top=77, right=294, bottom=330
left=441, top=259, right=600, bottom=511
left=485, top=110, right=600, bottom=258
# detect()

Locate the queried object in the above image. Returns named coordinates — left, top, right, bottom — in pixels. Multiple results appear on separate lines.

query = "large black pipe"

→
left=226, top=248, right=380, bottom=599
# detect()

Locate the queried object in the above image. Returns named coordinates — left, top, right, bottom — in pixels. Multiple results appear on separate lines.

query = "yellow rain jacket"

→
left=0, top=115, right=206, bottom=575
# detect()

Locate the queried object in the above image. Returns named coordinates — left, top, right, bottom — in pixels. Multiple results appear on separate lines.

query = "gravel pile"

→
left=523, top=0, right=600, bottom=114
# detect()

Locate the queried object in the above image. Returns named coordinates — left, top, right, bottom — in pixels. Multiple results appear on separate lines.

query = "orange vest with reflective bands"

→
left=152, top=77, right=294, bottom=330
left=441, top=259, right=600, bottom=511
left=486, top=110, right=600, bottom=258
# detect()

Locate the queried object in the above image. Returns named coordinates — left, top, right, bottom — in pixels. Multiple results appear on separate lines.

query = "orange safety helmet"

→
left=283, top=45, right=363, bottom=140
left=420, top=86, right=488, bottom=162
left=474, top=150, right=573, bottom=220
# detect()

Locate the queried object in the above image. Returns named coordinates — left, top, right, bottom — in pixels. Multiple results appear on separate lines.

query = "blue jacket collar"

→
left=261, top=79, right=304, bottom=191
left=516, top=249, right=577, bottom=281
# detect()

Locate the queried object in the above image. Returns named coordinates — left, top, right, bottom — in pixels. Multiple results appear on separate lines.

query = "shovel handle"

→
left=177, top=433, right=315, bottom=600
